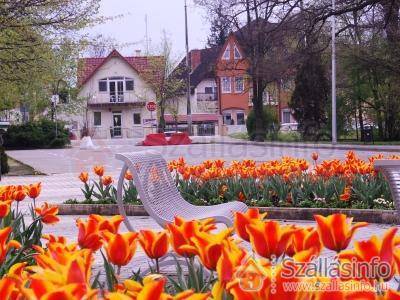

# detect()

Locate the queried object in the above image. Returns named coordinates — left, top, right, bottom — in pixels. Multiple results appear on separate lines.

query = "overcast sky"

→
left=88, top=0, right=210, bottom=59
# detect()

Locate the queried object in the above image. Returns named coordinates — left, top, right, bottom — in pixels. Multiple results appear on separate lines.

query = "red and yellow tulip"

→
left=138, top=230, right=169, bottom=259
left=314, top=213, right=368, bottom=252
left=102, top=231, right=139, bottom=266
left=35, top=202, right=60, bottom=225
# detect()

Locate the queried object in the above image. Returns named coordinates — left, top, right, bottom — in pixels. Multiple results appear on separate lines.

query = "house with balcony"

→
left=169, top=30, right=296, bottom=136
left=76, top=49, right=160, bottom=139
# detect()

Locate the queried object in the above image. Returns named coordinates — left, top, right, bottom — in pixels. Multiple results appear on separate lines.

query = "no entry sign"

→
left=146, top=101, right=156, bottom=112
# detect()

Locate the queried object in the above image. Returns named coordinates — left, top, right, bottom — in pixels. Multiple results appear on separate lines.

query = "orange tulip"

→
left=339, top=227, right=398, bottom=282
left=93, top=165, right=104, bottom=177
left=216, top=239, right=247, bottom=286
left=79, top=172, right=89, bottom=183
left=179, top=228, right=233, bottom=270
left=102, top=175, right=113, bottom=186
left=91, top=214, right=124, bottom=234
left=138, top=230, right=169, bottom=259
left=286, top=227, right=322, bottom=257
left=166, top=216, right=216, bottom=258
left=124, top=170, right=133, bottom=181
left=311, top=152, right=319, bottom=161
left=0, top=200, right=12, bottom=218
left=314, top=213, right=368, bottom=252
left=0, top=227, right=21, bottom=264
left=0, top=277, right=18, bottom=300
left=246, top=220, right=296, bottom=259
left=12, top=185, right=26, bottom=202
left=76, top=217, right=103, bottom=251
left=34, top=202, right=59, bottom=225
left=238, top=192, right=246, bottom=202
left=234, top=208, right=267, bottom=242
left=340, top=186, right=351, bottom=201
left=102, top=231, right=139, bottom=266
left=26, top=182, right=41, bottom=199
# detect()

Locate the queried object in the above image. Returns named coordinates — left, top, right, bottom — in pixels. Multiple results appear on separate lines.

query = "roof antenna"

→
left=145, top=14, right=150, bottom=54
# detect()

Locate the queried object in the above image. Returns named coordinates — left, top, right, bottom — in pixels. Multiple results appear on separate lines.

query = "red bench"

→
left=142, top=133, right=168, bottom=146
left=168, top=132, right=192, bottom=145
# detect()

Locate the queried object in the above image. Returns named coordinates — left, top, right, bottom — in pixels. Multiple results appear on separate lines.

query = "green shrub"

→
left=4, top=119, right=70, bottom=149
left=246, top=106, right=279, bottom=141
left=0, top=146, right=9, bottom=174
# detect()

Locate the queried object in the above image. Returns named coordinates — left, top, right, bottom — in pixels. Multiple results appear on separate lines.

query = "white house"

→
left=76, top=49, right=160, bottom=139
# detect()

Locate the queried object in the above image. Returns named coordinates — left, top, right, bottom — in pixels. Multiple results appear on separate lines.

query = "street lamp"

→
left=331, top=0, right=337, bottom=144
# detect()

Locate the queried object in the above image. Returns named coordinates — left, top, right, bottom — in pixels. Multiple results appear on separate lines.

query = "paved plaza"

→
left=2, top=137, right=399, bottom=204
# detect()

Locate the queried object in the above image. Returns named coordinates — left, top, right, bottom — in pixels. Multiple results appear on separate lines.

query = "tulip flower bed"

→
left=2, top=184, right=400, bottom=299
left=71, top=151, right=397, bottom=210
left=168, top=152, right=396, bottom=210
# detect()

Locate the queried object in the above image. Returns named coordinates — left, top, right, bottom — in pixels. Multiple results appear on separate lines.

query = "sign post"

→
left=146, top=101, right=157, bottom=133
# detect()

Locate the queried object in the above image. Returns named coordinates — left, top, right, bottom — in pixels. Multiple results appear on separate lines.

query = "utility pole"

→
left=331, top=0, right=337, bottom=144
left=184, top=0, right=192, bottom=135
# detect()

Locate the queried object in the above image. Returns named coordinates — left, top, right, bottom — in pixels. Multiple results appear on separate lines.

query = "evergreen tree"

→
left=290, top=53, right=329, bottom=140
left=207, top=2, right=231, bottom=47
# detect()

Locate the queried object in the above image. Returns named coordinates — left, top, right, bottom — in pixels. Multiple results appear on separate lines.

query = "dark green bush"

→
left=0, top=146, right=9, bottom=174
left=4, top=119, right=70, bottom=149
left=246, top=106, right=279, bottom=141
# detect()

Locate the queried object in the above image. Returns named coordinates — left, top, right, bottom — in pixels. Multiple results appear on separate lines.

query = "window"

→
left=222, top=45, right=231, bottom=60
left=237, top=112, right=245, bottom=125
left=126, top=79, right=134, bottom=91
left=221, top=77, right=231, bottom=93
left=283, top=111, right=291, bottom=123
left=223, top=113, right=233, bottom=125
left=99, top=80, right=107, bottom=92
left=235, top=77, right=244, bottom=93
left=234, top=45, right=242, bottom=59
left=94, top=112, right=101, bottom=126
left=133, top=113, right=141, bottom=125
left=204, top=87, right=214, bottom=94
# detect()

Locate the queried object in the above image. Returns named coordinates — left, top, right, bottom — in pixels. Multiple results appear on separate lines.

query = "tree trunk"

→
left=357, top=102, right=364, bottom=141
left=158, top=105, right=166, bottom=133
left=252, top=78, right=266, bottom=141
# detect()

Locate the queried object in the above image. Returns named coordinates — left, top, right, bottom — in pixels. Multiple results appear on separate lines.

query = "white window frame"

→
left=235, top=77, right=244, bottom=93
left=234, top=45, right=242, bottom=59
left=236, top=111, right=245, bottom=125
left=222, top=45, right=231, bottom=60
left=221, top=77, right=231, bottom=93
left=282, top=110, right=291, bottom=124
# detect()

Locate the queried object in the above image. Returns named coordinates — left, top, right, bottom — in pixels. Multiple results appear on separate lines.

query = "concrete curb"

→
left=58, top=204, right=399, bottom=224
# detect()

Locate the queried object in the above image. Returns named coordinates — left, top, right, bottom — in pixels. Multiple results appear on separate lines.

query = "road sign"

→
left=146, top=101, right=156, bottom=112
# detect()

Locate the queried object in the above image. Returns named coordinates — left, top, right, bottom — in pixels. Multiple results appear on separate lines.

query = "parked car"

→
left=280, top=122, right=298, bottom=132
left=0, top=121, right=10, bottom=131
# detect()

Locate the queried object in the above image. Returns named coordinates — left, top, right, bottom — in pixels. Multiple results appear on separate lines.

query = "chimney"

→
left=190, top=49, right=202, bottom=71
left=135, top=49, right=142, bottom=56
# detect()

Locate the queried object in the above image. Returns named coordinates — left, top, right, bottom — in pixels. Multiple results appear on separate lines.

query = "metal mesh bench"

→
left=374, top=159, right=400, bottom=217
left=116, top=150, right=248, bottom=231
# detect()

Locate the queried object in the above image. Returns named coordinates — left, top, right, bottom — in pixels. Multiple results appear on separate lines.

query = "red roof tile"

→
left=77, top=49, right=163, bottom=86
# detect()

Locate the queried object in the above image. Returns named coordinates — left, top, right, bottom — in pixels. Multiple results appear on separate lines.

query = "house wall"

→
left=216, top=35, right=251, bottom=115
left=77, top=56, right=157, bottom=139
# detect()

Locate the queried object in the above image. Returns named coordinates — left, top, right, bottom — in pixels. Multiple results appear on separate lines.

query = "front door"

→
left=112, top=112, right=122, bottom=138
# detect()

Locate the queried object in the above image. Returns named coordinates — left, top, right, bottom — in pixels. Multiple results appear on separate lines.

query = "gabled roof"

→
left=173, top=46, right=221, bottom=94
left=77, top=49, right=164, bottom=87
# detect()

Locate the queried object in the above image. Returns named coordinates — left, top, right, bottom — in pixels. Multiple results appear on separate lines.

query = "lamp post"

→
left=184, top=0, right=192, bottom=135
left=331, top=0, right=337, bottom=144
